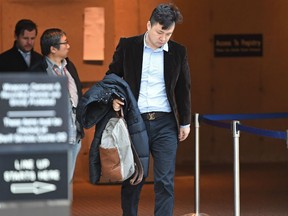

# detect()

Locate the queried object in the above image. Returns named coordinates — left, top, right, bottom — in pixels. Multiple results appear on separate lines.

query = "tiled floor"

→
left=72, top=163, right=288, bottom=216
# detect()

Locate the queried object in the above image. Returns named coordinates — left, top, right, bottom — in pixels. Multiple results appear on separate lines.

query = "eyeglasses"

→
left=57, top=41, right=69, bottom=45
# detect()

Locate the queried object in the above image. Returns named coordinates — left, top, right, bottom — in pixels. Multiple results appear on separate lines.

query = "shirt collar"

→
left=45, top=56, right=67, bottom=69
left=18, top=49, right=31, bottom=56
left=162, top=43, right=169, bottom=52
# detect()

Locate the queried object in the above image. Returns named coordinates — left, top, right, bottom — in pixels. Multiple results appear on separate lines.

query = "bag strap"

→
left=129, top=143, right=144, bottom=185
left=116, top=107, right=124, bottom=118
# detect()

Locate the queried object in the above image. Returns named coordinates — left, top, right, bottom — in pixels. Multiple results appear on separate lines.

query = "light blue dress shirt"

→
left=138, top=35, right=190, bottom=128
left=138, top=36, right=171, bottom=114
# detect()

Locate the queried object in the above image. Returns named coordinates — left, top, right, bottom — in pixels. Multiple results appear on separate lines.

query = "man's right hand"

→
left=112, top=99, right=124, bottom=111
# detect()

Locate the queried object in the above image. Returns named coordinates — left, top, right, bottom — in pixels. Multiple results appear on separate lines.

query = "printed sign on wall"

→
left=214, top=34, right=263, bottom=57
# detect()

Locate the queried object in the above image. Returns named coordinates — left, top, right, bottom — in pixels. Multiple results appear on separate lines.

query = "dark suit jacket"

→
left=0, top=42, right=42, bottom=72
left=107, top=34, right=191, bottom=127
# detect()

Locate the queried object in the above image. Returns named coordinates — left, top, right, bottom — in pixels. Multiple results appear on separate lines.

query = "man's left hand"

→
left=178, top=127, right=190, bottom=142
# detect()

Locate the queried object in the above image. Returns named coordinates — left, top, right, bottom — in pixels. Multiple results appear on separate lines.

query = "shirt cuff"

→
left=180, top=124, right=190, bottom=128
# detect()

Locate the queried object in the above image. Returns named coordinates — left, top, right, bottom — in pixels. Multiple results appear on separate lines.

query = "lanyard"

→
left=52, top=65, right=67, bottom=77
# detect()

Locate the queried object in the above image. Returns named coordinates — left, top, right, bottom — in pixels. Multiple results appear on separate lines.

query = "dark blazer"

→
left=107, top=34, right=191, bottom=127
left=30, top=57, right=84, bottom=138
left=0, top=42, right=42, bottom=72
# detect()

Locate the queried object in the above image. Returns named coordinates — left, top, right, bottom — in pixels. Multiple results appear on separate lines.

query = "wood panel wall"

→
left=1, top=0, right=288, bottom=181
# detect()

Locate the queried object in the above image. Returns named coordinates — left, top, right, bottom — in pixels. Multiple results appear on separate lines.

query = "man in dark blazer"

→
left=0, top=19, right=42, bottom=72
left=108, top=3, right=191, bottom=216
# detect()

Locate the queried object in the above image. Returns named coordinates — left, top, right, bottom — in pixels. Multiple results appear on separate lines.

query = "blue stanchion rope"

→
left=198, top=113, right=288, bottom=141
left=236, top=124, right=287, bottom=140
left=201, top=112, right=288, bottom=121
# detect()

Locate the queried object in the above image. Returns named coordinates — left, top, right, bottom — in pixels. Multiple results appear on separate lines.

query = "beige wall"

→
left=1, top=0, right=288, bottom=180
left=174, top=0, right=288, bottom=164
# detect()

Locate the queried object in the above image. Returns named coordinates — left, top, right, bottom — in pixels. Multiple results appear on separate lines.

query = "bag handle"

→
left=116, top=107, right=124, bottom=118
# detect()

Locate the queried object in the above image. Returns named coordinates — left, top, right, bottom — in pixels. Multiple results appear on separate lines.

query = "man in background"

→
left=31, top=28, right=84, bottom=182
left=0, top=19, right=42, bottom=72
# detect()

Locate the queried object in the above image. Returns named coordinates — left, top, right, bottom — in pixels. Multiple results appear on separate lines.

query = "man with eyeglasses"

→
left=30, top=28, right=84, bottom=182
left=0, top=19, right=42, bottom=72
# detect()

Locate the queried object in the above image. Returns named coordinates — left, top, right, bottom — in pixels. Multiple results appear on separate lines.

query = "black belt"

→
left=141, top=112, right=170, bottom=121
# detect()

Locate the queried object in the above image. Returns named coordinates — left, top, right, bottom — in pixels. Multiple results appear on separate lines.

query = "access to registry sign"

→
left=214, top=34, right=263, bottom=57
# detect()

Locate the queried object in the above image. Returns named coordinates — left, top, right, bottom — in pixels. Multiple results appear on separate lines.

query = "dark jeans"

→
left=121, top=113, right=178, bottom=216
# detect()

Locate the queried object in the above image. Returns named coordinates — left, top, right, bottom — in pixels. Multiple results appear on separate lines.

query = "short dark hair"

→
left=40, top=28, right=66, bottom=56
left=14, top=19, right=38, bottom=37
left=149, top=3, right=183, bottom=30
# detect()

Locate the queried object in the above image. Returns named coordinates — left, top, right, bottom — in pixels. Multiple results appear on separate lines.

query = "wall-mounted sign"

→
left=214, top=34, right=263, bottom=57
left=0, top=74, right=69, bottom=145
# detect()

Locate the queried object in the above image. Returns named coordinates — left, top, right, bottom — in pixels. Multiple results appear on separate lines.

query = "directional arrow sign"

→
left=10, top=181, right=57, bottom=195
left=0, top=144, right=69, bottom=201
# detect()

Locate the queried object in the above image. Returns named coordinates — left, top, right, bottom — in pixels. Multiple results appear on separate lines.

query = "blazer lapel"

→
left=164, top=42, right=175, bottom=87
left=130, top=35, right=145, bottom=95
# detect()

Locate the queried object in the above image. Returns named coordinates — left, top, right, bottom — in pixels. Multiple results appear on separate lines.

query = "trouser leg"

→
left=121, top=177, right=145, bottom=216
left=68, top=140, right=81, bottom=183
left=146, top=113, right=178, bottom=216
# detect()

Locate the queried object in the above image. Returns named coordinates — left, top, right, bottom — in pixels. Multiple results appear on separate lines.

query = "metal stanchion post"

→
left=182, top=113, right=209, bottom=216
left=232, top=121, right=240, bottom=216
left=286, top=130, right=288, bottom=149
left=195, top=113, right=200, bottom=215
